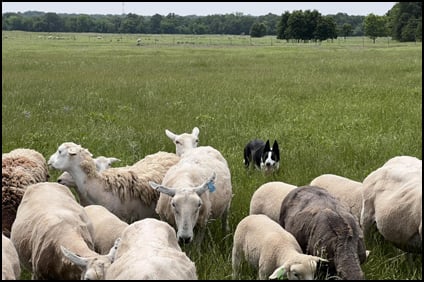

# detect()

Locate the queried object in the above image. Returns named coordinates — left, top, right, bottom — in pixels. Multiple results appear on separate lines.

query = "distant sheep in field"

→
left=58, top=156, right=120, bottom=188
left=83, top=205, right=128, bottom=255
left=361, top=156, right=422, bottom=253
left=2, top=233, right=21, bottom=280
left=165, top=126, right=200, bottom=156
left=48, top=142, right=180, bottom=223
left=2, top=148, right=49, bottom=237
left=279, top=186, right=367, bottom=280
left=10, top=182, right=116, bottom=280
left=310, top=174, right=363, bottom=220
left=249, top=181, right=296, bottom=222
left=149, top=145, right=232, bottom=244
left=232, top=214, right=327, bottom=280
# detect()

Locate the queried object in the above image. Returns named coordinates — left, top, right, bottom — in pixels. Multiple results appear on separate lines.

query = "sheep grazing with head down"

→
left=149, top=145, right=232, bottom=244
left=232, top=214, right=327, bottom=280
left=2, top=148, right=49, bottom=237
left=279, top=186, right=367, bottom=280
left=2, top=233, right=21, bottom=280
left=361, top=156, right=422, bottom=253
left=165, top=126, right=200, bottom=156
left=249, top=181, right=297, bottom=223
left=48, top=142, right=180, bottom=223
left=68, top=218, right=197, bottom=279
left=10, top=182, right=116, bottom=280
left=58, top=156, right=120, bottom=189
left=310, top=174, right=363, bottom=221
left=83, top=205, right=129, bottom=255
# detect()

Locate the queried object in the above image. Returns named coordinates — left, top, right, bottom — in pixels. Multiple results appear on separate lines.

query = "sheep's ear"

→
left=192, top=127, right=200, bottom=137
left=149, top=181, right=176, bottom=197
left=108, top=238, right=121, bottom=263
left=165, top=129, right=177, bottom=141
left=195, top=172, right=217, bottom=195
left=108, top=157, right=121, bottom=165
left=68, top=147, right=79, bottom=155
left=269, top=265, right=286, bottom=280
left=60, top=245, right=89, bottom=267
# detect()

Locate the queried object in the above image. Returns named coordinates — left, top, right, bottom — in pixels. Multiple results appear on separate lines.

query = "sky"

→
left=2, top=2, right=396, bottom=17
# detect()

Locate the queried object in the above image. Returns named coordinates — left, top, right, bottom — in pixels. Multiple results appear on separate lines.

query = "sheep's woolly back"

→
left=2, top=148, right=49, bottom=237
left=83, top=151, right=180, bottom=206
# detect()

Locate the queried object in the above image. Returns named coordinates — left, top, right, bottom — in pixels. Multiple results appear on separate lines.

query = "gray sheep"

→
left=279, top=186, right=367, bottom=280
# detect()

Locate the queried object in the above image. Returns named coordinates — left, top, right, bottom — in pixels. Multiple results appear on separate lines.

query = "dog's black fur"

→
left=243, top=139, right=280, bottom=173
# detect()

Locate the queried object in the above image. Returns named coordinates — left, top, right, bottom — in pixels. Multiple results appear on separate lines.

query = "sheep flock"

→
left=1, top=127, right=421, bottom=280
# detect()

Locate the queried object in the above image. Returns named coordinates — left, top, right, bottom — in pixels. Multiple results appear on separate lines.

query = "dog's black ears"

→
left=264, top=140, right=271, bottom=151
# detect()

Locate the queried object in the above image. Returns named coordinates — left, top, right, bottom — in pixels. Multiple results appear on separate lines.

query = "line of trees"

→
left=1, top=2, right=421, bottom=42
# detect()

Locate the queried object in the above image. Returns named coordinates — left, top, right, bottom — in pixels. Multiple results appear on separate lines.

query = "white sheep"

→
left=310, top=174, right=363, bottom=221
left=2, top=148, right=49, bottom=237
left=149, top=145, right=232, bottom=244
left=361, top=156, right=422, bottom=253
left=2, top=233, right=21, bottom=280
left=66, top=218, right=197, bottom=279
left=83, top=205, right=128, bottom=255
left=165, top=126, right=200, bottom=156
left=249, top=181, right=297, bottom=222
left=232, top=214, right=326, bottom=280
left=10, top=182, right=115, bottom=280
left=105, top=218, right=197, bottom=279
left=48, top=142, right=180, bottom=223
left=58, top=156, right=120, bottom=188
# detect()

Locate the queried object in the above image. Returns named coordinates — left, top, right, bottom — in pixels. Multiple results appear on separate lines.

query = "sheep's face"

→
left=172, top=190, right=203, bottom=244
left=48, top=142, right=91, bottom=171
left=83, top=257, right=112, bottom=280
left=165, top=127, right=199, bottom=157
left=286, top=261, right=318, bottom=280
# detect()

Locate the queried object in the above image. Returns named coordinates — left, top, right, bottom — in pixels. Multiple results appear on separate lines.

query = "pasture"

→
left=2, top=31, right=422, bottom=279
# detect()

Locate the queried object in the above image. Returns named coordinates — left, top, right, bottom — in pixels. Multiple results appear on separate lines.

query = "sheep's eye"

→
left=171, top=202, right=176, bottom=208
left=58, top=150, right=62, bottom=154
left=195, top=139, right=199, bottom=143
left=197, top=202, right=202, bottom=208
left=175, top=140, right=181, bottom=145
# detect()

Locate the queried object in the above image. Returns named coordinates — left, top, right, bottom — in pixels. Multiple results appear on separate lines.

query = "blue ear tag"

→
left=207, top=181, right=216, bottom=192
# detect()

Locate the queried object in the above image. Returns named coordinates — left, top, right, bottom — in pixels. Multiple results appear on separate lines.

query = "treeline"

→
left=2, top=10, right=365, bottom=37
left=1, top=2, right=421, bottom=42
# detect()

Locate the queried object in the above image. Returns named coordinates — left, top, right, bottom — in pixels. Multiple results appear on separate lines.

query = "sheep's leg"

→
left=231, top=244, right=242, bottom=280
left=221, top=205, right=230, bottom=233
left=360, top=197, right=375, bottom=235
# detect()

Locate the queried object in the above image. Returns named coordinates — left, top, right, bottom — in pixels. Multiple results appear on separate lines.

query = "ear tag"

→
left=207, top=181, right=216, bottom=192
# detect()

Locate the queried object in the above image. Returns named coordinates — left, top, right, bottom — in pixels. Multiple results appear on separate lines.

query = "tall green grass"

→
left=2, top=31, right=422, bottom=280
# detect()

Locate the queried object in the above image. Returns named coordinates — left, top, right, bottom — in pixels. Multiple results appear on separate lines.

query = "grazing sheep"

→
left=361, top=156, right=422, bottom=253
left=83, top=205, right=128, bottom=255
left=2, top=148, right=49, bottom=237
left=249, top=181, right=296, bottom=222
left=165, top=126, right=200, bottom=156
left=232, top=214, right=326, bottom=280
left=67, top=218, right=197, bottom=279
left=105, top=218, right=197, bottom=279
left=279, top=186, right=367, bottom=280
left=310, top=174, right=363, bottom=221
left=48, top=142, right=180, bottom=223
left=149, top=145, right=232, bottom=244
left=58, top=156, right=120, bottom=188
left=2, top=233, right=21, bottom=280
left=10, top=182, right=114, bottom=280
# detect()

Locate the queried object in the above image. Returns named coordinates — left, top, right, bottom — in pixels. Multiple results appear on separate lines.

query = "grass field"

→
left=2, top=31, right=422, bottom=280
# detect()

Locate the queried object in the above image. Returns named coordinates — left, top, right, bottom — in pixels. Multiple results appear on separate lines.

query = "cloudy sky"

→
left=2, top=2, right=396, bottom=16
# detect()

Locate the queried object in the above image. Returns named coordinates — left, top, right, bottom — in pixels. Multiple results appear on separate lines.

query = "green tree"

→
left=341, top=23, right=353, bottom=40
left=250, top=22, right=267, bottom=37
left=276, top=11, right=290, bottom=40
left=388, top=2, right=421, bottom=42
left=315, top=16, right=337, bottom=41
left=364, top=13, right=387, bottom=43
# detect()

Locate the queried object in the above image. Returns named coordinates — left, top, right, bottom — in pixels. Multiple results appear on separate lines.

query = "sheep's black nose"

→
left=178, top=236, right=192, bottom=244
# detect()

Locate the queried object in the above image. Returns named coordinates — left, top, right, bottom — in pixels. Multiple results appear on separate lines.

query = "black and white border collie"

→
left=243, top=139, right=280, bottom=173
